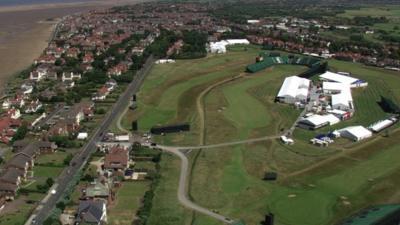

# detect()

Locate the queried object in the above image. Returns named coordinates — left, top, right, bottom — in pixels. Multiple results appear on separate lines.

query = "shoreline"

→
left=0, top=0, right=150, bottom=94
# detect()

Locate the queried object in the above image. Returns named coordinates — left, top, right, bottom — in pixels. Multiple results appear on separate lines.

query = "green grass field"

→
left=132, top=49, right=400, bottom=225
left=108, top=181, right=150, bottom=225
left=338, top=6, right=400, bottom=18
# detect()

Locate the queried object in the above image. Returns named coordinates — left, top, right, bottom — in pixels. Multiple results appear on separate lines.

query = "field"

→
left=108, top=181, right=150, bottom=225
left=131, top=48, right=400, bottom=225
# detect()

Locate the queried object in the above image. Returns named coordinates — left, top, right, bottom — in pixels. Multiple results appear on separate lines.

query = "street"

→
left=27, top=56, right=155, bottom=225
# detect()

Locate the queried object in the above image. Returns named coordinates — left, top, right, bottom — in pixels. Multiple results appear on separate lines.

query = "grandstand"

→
left=246, top=52, right=326, bottom=78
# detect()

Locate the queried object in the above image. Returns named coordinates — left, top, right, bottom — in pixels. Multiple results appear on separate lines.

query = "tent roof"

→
left=319, top=71, right=359, bottom=85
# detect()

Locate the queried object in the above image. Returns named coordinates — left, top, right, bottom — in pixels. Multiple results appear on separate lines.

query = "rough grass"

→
left=108, top=181, right=150, bottom=225
left=133, top=49, right=400, bottom=225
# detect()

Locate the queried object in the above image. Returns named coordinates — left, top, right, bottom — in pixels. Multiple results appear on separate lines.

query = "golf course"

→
left=123, top=45, right=400, bottom=225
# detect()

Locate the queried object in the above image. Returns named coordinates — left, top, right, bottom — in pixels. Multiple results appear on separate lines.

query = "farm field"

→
left=133, top=48, right=400, bottom=225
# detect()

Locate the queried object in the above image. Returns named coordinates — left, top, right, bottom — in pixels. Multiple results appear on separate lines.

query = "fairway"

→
left=132, top=49, right=400, bottom=225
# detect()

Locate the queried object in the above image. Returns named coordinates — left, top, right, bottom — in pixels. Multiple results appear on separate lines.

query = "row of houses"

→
left=0, top=141, right=57, bottom=200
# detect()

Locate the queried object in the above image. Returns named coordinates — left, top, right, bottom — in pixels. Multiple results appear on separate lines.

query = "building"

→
left=319, top=71, right=368, bottom=88
left=338, top=126, right=372, bottom=141
left=208, top=39, right=250, bottom=54
left=331, top=87, right=354, bottom=111
left=276, top=76, right=310, bottom=104
left=104, top=146, right=129, bottom=171
left=298, top=114, right=340, bottom=130
left=76, top=200, right=107, bottom=225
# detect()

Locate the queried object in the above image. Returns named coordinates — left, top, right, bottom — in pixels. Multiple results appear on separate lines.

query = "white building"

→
left=208, top=39, right=250, bottom=54
left=338, top=126, right=372, bottom=141
left=247, top=20, right=260, bottom=24
left=331, top=87, right=353, bottom=111
left=298, top=114, right=340, bottom=130
left=155, top=59, right=176, bottom=64
left=319, top=71, right=368, bottom=88
left=276, top=76, right=310, bottom=104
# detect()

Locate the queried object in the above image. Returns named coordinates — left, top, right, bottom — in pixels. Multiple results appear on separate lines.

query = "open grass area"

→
left=338, top=6, right=400, bottom=18
left=134, top=49, right=400, bottom=225
left=0, top=193, right=44, bottom=225
left=108, top=181, right=150, bottom=225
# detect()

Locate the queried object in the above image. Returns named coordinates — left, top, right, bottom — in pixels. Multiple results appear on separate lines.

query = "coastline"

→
left=0, top=0, right=151, bottom=94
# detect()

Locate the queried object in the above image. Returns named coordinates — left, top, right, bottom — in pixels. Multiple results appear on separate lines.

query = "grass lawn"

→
left=108, top=181, right=150, bottom=225
left=0, top=193, right=44, bottom=225
left=133, top=49, right=400, bottom=225
left=338, top=6, right=400, bottom=18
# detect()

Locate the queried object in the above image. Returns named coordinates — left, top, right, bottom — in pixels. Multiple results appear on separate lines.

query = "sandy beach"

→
left=0, top=0, right=149, bottom=94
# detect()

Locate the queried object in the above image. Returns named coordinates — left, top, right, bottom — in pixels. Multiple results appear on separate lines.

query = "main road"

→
left=27, top=56, right=155, bottom=225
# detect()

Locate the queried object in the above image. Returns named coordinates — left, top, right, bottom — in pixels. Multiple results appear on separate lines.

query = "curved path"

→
left=161, top=145, right=235, bottom=224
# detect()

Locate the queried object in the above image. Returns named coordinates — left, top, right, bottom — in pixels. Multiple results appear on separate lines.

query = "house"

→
left=276, top=76, right=310, bottom=104
left=105, top=79, right=117, bottom=92
left=92, top=86, right=109, bottom=101
left=76, top=200, right=107, bottom=225
left=2, top=99, right=11, bottom=110
left=104, top=146, right=129, bottom=171
left=20, top=82, right=34, bottom=95
left=34, top=54, right=56, bottom=65
left=5, top=154, right=33, bottom=173
left=66, top=47, right=80, bottom=58
left=83, top=53, right=94, bottom=63
left=24, top=100, right=43, bottom=114
left=48, top=119, right=79, bottom=137
left=107, top=63, right=129, bottom=76
left=0, top=168, right=25, bottom=186
left=7, top=108, right=21, bottom=119
left=13, top=140, right=57, bottom=154
left=0, top=183, right=18, bottom=200
left=84, top=178, right=112, bottom=202
left=9, top=95, right=25, bottom=108
left=62, top=72, right=82, bottom=82
left=0, top=117, right=21, bottom=144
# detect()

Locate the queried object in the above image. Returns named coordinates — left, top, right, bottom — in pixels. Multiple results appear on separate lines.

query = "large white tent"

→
left=276, top=76, right=310, bottom=104
left=298, top=114, right=340, bottom=130
left=338, top=126, right=372, bottom=141
left=209, top=39, right=250, bottom=54
left=319, top=71, right=368, bottom=88
left=331, top=87, right=353, bottom=111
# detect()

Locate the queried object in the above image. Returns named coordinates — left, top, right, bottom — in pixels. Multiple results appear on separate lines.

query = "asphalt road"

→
left=28, top=56, right=155, bottom=225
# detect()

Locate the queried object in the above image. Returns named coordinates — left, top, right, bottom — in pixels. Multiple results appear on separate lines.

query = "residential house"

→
left=83, top=53, right=94, bottom=63
left=107, top=63, right=129, bottom=77
left=92, top=86, right=109, bottom=101
left=75, top=200, right=107, bottom=225
left=104, top=146, right=129, bottom=171
left=6, top=108, right=21, bottom=119
left=66, top=47, right=80, bottom=58
left=5, top=154, right=33, bottom=174
left=48, top=118, right=79, bottom=137
left=20, top=82, right=34, bottom=95
left=24, top=100, right=43, bottom=114
left=62, top=72, right=82, bottom=82
left=83, top=178, right=113, bottom=202
left=105, top=79, right=117, bottom=92
left=0, top=117, right=21, bottom=144
left=34, top=54, right=56, bottom=65
left=0, top=168, right=25, bottom=186
left=0, top=183, right=18, bottom=200
left=9, top=95, right=25, bottom=108
left=13, top=140, right=57, bottom=154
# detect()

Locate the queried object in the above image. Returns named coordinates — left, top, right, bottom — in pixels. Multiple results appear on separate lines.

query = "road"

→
left=27, top=56, right=155, bottom=225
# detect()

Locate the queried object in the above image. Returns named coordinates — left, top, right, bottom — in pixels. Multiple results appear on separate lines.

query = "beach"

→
left=0, top=0, right=148, bottom=94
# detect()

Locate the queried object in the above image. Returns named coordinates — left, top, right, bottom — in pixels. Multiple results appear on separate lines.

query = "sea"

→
left=0, top=0, right=96, bottom=7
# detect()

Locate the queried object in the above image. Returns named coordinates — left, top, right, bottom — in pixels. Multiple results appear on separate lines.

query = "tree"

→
left=63, top=154, right=73, bottom=165
left=46, top=177, right=55, bottom=187
left=11, top=124, right=28, bottom=143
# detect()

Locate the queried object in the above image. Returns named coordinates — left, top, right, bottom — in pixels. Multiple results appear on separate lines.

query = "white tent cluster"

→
left=208, top=39, right=250, bottom=54
left=320, top=71, right=367, bottom=112
left=276, top=76, right=310, bottom=104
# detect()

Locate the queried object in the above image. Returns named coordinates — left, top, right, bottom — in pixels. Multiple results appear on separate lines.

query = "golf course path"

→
left=160, top=145, right=235, bottom=224
left=196, top=73, right=246, bottom=145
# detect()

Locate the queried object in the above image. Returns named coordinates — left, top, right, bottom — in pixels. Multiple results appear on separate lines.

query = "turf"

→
left=108, top=181, right=150, bottom=225
left=132, top=49, right=400, bottom=225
